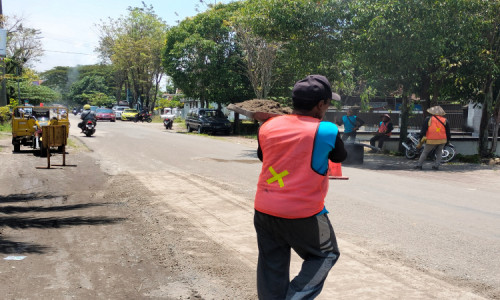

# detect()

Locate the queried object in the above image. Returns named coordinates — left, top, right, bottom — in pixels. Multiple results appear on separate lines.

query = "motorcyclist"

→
left=135, top=108, right=149, bottom=122
left=78, top=104, right=96, bottom=132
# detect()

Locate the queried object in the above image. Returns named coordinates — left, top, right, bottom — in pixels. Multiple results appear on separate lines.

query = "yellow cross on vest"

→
left=266, top=166, right=289, bottom=188
left=436, top=127, right=441, bottom=132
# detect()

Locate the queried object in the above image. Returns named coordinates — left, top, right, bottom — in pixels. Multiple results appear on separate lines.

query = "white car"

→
left=113, top=106, right=130, bottom=119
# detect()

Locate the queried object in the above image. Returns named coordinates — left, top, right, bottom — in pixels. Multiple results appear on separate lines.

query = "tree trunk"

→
left=398, top=93, right=410, bottom=153
left=419, top=72, right=431, bottom=116
left=490, top=89, right=500, bottom=154
left=234, top=112, right=240, bottom=135
left=478, top=77, right=494, bottom=157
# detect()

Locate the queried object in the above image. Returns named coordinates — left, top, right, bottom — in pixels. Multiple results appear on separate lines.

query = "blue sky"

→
left=4, top=0, right=234, bottom=72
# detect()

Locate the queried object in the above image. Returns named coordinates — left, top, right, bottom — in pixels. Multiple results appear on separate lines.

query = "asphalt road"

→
left=69, top=115, right=499, bottom=299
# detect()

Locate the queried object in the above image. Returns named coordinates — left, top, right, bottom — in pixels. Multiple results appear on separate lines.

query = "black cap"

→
left=292, top=75, right=333, bottom=103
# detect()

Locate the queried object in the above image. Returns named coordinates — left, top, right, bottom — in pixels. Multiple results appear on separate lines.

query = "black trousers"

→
left=254, top=210, right=340, bottom=300
left=341, top=131, right=357, bottom=142
left=370, top=134, right=390, bottom=148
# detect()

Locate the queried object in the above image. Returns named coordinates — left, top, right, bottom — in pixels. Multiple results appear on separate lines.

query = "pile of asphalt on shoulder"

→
left=234, top=99, right=292, bottom=115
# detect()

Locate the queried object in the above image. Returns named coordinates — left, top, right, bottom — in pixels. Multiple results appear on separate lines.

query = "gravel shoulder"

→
left=0, top=132, right=256, bottom=299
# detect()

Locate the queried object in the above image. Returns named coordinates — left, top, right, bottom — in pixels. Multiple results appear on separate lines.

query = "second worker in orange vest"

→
left=415, top=105, right=451, bottom=170
left=369, top=114, right=393, bottom=152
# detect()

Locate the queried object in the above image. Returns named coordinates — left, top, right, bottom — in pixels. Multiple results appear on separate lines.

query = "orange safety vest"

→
left=378, top=121, right=392, bottom=136
left=426, top=116, right=447, bottom=141
left=254, top=115, right=329, bottom=219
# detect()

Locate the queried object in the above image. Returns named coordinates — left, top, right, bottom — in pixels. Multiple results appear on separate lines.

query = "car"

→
left=95, top=108, right=116, bottom=122
left=112, top=105, right=130, bottom=119
left=185, top=108, right=232, bottom=135
left=121, top=108, right=139, bottom=121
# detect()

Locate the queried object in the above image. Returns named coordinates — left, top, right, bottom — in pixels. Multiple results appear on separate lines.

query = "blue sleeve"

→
left=311, top=121, right=339, bottom=175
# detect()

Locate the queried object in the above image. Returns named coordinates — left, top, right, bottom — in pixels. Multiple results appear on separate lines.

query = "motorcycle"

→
left=134, top=112, right=152, bottom=123
left=72, top=109, right=78, bottom=115
left=83, top=120, right=96, bottom=137
left=402, top=132, right=456, bottom=163
left=163, top=117, right=173, bottom=129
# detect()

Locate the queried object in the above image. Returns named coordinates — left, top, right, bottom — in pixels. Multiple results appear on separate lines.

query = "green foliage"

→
left=41, top=65, right=118, bottom=103
left=6, top=80, right=60, bottom=105
left=156, top=98, right=183, bottom=110
left=267, top=96, right=292, bottom=109
left=163, top=2, right=253, bottom=107
left=238, top=0, right=350, bottom=96
left=360, top=86, right=376, bottom=113
left=4, top=15, right=44, bottom=75
left=68, top=75, right=110, bottom=105
left=89, top=92, right=115, bottom=107
left=0, top=106, right=12, bottom=124
left=0, top=122, right=12, bottom=132
left=97, top=4, right=168, bottom=109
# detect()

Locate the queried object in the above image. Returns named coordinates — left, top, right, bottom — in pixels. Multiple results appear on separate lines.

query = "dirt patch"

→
left=0, top=137, right=256, bottom=299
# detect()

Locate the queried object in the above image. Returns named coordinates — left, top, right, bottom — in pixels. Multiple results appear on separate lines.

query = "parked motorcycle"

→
left=163, top=117, right=173, bottom=129
left=402, top=132, right=455, bottom=163
left=134, top=112, right=152, bottom=123
left=83, top=120, right=96, bottom=137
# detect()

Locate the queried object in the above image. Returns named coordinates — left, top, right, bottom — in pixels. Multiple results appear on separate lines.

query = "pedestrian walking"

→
left=337, top=108, right=365, bottom=142
left=369, top=114, right=393, bottom=152
left=254, top=74, right=347, bottom=299
left=415, top=105, right=451, bottom=170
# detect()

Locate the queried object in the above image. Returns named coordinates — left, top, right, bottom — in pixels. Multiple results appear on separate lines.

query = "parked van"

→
left=185, top=108, right=231, bottom=135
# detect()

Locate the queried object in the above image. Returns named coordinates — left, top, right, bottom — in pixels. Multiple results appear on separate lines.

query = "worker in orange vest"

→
left=254, top=75, right=347, bottom=299
left=415, top=105, right=451, bottom=170
left=369, top=114, right=393, bottom=152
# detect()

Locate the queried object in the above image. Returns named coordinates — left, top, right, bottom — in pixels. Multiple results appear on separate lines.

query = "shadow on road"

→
left=0, top=203, right=107, bottom=214
left=0, top=237, right=50, bottom=254
left=0, top=193, right=64, bottom=204
left=0, top=192, right=125, bottom=255
left=0, top=215, right=124, bottom=229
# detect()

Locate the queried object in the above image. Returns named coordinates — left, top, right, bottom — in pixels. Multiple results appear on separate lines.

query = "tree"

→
left=88, top=92, right=115, bottom=107
left=7, top=81, right=60, bottom=105
left=163, top=2, right=253, bottom=108
left=468, top=0, right=500, bottom=156
left=349, top=0, right=473, bottom=150
left=156, top=97, right=183, bottom=111
left=230, top=21, right=281, bottom=100
left=238, top=0, right=350, bottom=98
left=3, top=15, right=44, bottom=74
left=68, top=75, right=110, bottom=105
left=41, top=65, right=119, bottom=105
left=96, top=4, right=168, bottom=110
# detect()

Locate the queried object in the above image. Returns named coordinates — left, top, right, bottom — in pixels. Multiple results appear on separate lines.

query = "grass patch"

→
left=65, top=137, right=91, bottom=152
left=151, top=115, right=163, bottom=123
left=66, top=137, right=79, bottom=149
left=0, top=122, right=12, bottom=132
left=241, top=134, right=257, bottom=140
left=455, top=154, right=482, bottom=164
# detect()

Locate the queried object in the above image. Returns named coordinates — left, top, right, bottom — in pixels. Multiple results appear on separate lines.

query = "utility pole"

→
left=0, top=0, right=7, bottom=106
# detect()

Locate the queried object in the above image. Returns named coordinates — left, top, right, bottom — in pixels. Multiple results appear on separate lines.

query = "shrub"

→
left=0, top=106, right=12, bottom=124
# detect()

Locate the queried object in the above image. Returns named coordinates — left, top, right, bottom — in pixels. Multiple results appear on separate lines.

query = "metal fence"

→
left=325, top=111, right=464, bottom=131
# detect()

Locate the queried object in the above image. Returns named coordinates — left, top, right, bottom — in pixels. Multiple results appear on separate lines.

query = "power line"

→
left=44, top=50, right=95, bottom=56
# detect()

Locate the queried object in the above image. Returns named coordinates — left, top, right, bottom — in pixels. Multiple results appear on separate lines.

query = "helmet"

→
left=83, top=104, right=91, bottom=110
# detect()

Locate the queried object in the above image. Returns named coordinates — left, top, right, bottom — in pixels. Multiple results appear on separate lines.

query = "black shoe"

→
left=432, top=166, right=439, bottom=170
left=414, top=166, right=422, bottom=170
